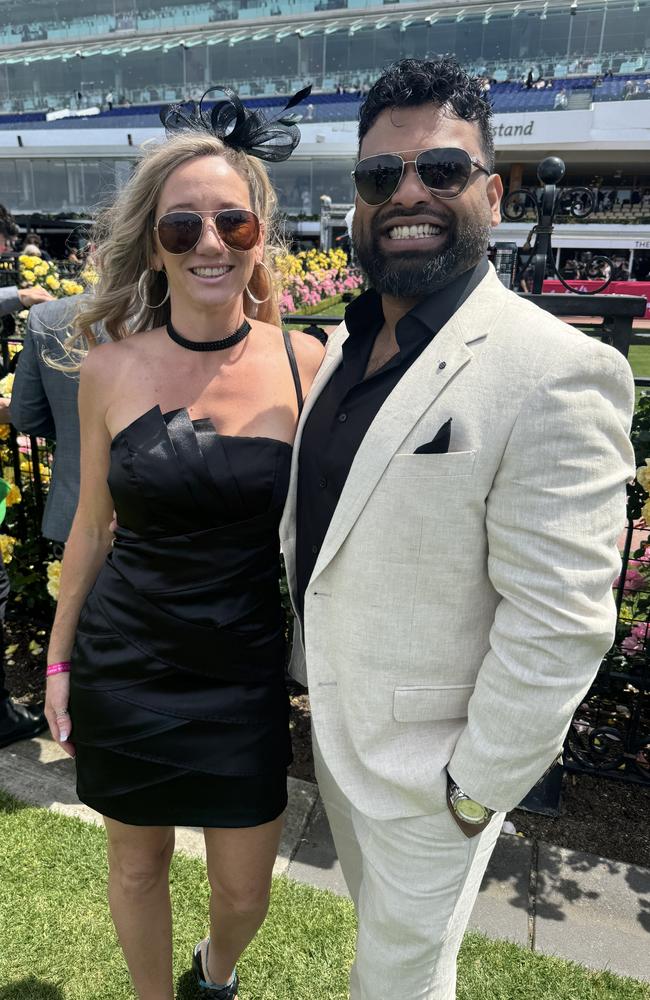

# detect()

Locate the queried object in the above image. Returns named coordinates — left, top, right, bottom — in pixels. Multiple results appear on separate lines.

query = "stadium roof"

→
left=0, top=0, right=637, bottom=65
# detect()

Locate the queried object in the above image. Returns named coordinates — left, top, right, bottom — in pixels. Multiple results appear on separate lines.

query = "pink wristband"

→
left=46, top=661, right=71, bottom=676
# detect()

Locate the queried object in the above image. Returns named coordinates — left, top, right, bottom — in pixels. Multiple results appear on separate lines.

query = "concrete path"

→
left=1, top=734, right=649, bottom=984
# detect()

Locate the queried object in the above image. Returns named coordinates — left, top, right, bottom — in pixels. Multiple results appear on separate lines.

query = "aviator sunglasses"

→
left=352, top=147, right=491, bottom=207
left=154, top=208, right=260, bottom=255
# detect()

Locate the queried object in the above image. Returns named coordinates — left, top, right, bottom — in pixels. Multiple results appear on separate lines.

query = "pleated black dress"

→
left=69, top=337, right=302, bottom=827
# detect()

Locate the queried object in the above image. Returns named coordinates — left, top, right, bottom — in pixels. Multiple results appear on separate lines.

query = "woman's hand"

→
left=45, top=674, right=75, bottom=758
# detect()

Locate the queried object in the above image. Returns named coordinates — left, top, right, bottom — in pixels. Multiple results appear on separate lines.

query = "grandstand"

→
left=0, top=0, right=648, bottom=111
left=0, top=0, right=648, bottom=284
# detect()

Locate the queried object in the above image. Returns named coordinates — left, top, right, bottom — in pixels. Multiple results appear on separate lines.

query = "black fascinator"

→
left=159, top=84, right=312, bottom=163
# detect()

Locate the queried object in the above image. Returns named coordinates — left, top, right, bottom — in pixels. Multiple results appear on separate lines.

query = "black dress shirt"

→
left=295, top=256, right=489, bottom=619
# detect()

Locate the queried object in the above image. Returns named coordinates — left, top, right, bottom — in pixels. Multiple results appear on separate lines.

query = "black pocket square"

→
left=414, top=418, right=452, bottom=455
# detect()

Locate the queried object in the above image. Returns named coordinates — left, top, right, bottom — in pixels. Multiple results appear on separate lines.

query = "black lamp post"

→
left=503, top=155, right=614, bottom=295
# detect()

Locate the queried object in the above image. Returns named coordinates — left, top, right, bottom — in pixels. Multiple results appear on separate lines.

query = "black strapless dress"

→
left=69, top=404, right=293, bottom=827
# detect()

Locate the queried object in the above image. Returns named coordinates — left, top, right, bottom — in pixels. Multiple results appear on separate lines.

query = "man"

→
left=554, top=87, right=568, bottom=110
left=10, top=294, right=90, bottom=546
left=280, top=58, right=635, bottom=999
left=0, top=280, right=53, bottom=748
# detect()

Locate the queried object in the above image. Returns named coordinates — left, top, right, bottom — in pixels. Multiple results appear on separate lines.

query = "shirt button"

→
left=338, top=412, right=348, bottom=423
left=319, top=477, right=327, bottom=489
left=311, top=544, right=319, bottom=555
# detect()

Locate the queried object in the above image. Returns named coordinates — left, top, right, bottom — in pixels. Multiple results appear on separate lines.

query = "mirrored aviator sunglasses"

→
left=154, top=208, right=260, bottom=254
left=352, top=147, right=490, bottom=207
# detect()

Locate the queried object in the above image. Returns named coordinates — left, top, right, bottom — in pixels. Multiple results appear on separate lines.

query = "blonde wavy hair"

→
left=61, top=132, right=284, bottom=368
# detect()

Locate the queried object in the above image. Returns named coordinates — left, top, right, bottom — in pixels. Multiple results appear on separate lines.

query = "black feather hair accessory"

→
left=159, top=84, right=312, bottom=163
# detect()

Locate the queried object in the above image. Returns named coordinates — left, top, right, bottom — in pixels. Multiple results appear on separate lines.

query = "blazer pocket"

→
left=387, top=451, right=476, bottom=478
left=393, top=684, right=475, bottom=722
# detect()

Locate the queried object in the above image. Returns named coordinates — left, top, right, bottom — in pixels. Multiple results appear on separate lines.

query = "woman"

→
left=44, top=90, right=323, bottom=1000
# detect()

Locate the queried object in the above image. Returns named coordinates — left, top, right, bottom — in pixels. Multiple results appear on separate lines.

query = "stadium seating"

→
left=1, top=74, right=649, bottom=129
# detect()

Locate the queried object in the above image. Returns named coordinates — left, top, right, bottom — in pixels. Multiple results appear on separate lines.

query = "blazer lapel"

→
left=309, top=319, right=472, bottom=584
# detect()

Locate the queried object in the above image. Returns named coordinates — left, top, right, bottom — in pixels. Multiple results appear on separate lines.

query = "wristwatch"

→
left=447, top=775, right=495, bottom=825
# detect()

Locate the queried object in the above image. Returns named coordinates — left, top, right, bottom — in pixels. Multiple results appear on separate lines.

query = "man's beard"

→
left=352, top=211, right=492, bottom=298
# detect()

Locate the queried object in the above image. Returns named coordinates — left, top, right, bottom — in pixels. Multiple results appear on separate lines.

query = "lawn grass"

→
left=289, top=298, right=346, bottom=334
left=312, top=300, right=347, bottom=320
left=628, top=345, right=650, bottom=381
left=1, top=791, right=649, bottom=1000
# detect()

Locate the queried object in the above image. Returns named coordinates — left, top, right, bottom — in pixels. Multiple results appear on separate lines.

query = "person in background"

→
left=0, top=205, right=55, bottom=312
left=554, top=87, right=568, bottom=110
left=21, top=232, right=52, bottom=261
left=599, top=259, right=612, bottom=282
left=562, top=256, right=579, bottom=279
left=66, top=246, right=83, bottom=266
left=612, top=257, right=630, bottom=281
left=10, top=294, right=92, bottom=549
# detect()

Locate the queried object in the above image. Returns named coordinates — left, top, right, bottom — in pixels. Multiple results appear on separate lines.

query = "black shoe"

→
left=192, top=939, right=239, bottom=999
left=0, top=701, right=48, bottom=749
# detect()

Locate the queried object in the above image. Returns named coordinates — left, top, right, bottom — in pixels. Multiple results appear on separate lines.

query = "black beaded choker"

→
left=166, top=318, right=251, bottom=352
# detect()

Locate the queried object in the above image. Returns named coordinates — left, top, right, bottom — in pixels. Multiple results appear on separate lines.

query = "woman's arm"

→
left=45, top=346, right=117, bottom=755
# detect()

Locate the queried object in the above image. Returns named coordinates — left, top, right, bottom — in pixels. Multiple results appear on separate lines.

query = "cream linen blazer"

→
left=280, top=264, right=636, bottom=819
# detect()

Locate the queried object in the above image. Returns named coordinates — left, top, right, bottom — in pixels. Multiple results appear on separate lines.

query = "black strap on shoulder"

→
left=282, top=327, right=304, bottom=416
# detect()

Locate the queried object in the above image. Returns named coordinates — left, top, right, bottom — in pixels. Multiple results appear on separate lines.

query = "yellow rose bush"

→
left=18, top=254, right=86, bottom=300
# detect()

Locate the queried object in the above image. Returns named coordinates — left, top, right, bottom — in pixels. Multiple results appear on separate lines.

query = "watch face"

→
left=457, top=798, right=486, bottom=823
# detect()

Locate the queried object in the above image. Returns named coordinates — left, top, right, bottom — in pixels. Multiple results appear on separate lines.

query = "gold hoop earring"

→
left=245, top=260, right=273, bottom=305
left=137, top=268, right=170, bottom=309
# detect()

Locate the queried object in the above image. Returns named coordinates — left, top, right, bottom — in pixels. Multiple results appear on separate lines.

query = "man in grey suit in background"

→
left=10, top=294, right=89, bottom=545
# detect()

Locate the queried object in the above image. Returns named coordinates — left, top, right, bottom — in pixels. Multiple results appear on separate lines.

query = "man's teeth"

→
left=388, top=224, right=442, bottom=240
left=191, top=266, right=229, bottom=277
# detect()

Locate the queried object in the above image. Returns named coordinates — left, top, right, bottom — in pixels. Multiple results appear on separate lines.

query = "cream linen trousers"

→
left=315, top=740, right=505, bottom=1000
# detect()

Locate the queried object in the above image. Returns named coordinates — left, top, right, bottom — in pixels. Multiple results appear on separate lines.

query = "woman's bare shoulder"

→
left=81, top=330, right=160, bottom=383
left=250, top=320, right=325, bottom=391
left=291, top=332, right=326, bottom=394
left=285, top=328, right=326, bottom=384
